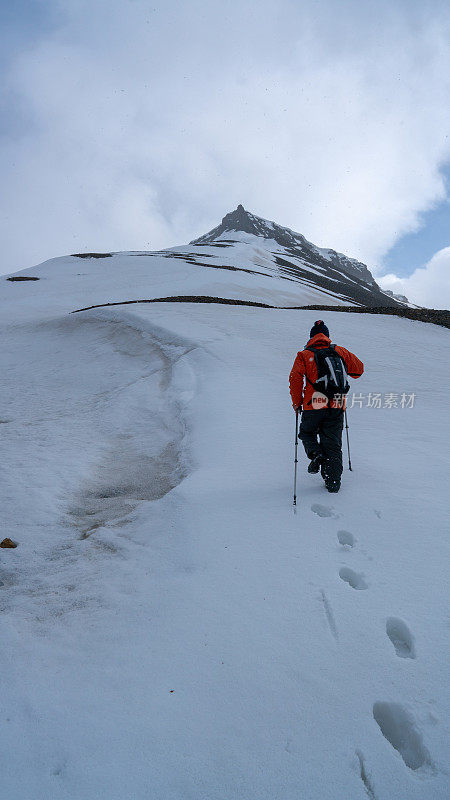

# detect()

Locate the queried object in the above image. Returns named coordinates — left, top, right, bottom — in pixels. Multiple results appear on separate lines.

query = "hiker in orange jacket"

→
left=289, top=320, right=364, bottom=492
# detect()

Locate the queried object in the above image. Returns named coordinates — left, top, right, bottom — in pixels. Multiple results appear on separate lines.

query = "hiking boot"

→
left=325, top=478, right=341, bottom=493
left=307, top=453, right=322, bottom=474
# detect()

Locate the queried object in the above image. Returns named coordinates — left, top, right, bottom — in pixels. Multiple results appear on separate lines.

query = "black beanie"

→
left=310, top=319, right=329, bottom=338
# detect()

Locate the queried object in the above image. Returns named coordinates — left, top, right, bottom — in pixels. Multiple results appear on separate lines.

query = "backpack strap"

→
left=304, top=345, right=319, bottom=389
left=305, top=343, right=336, bottom=353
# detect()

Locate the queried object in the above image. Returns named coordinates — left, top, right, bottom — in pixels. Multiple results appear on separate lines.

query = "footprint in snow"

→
left=386, top=617, right=416, bottom=659
left=373, top=702, right=433, bottom=771
left=339, top=567, right=368, bottom=590
left=311, top=503, right=338, bottom=519
left=337, top=530, right=355, bottom=548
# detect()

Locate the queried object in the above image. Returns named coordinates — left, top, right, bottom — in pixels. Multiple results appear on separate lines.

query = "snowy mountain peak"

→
left=190, top=206, right=389, bottom=297
left=191, top=204, right=300, bottom=245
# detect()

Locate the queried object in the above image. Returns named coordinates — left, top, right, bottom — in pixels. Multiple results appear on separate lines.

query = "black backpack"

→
left=305, top=344, right=350, bottom=401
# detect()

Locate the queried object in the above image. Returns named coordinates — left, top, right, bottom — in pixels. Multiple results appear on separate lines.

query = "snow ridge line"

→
left=71, top=296, right=450, bottom=328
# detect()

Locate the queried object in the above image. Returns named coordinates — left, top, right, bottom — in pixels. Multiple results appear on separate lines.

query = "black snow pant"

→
left=299, top=408, right=344, bottom=481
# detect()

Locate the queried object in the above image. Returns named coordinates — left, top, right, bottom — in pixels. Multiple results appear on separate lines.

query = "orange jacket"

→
left=289, top=333, right=364, bottom=410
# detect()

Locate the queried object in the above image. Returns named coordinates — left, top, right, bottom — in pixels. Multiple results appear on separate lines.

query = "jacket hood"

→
left=306, top=333, right=331, bottom=349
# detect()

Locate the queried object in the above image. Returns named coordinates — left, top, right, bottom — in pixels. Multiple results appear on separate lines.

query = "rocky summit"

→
left=190, top=205, right=406, bottom=307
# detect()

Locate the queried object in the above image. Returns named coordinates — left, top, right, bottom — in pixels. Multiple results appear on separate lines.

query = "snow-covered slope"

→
left=0, top=226, right=447, bottom=799
left=3, top=205, right=405, bottom=311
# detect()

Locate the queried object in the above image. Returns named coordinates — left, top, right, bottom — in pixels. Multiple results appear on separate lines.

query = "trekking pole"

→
left=293, top=409, right=299, bottom=511
left=344, top=408, right=352, bottom=471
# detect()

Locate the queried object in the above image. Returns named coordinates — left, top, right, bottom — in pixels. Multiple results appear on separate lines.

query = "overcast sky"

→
left=1, top=0, right=449, bottom=306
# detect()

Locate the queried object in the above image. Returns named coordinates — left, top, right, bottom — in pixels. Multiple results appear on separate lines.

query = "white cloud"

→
left=1, top=0, right=450, bottom=278
left=379, top=247, right=450, bottom=308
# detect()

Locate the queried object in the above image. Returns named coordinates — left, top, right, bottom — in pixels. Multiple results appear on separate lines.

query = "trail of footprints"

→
left=312, top=503, right=435, bottom=790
